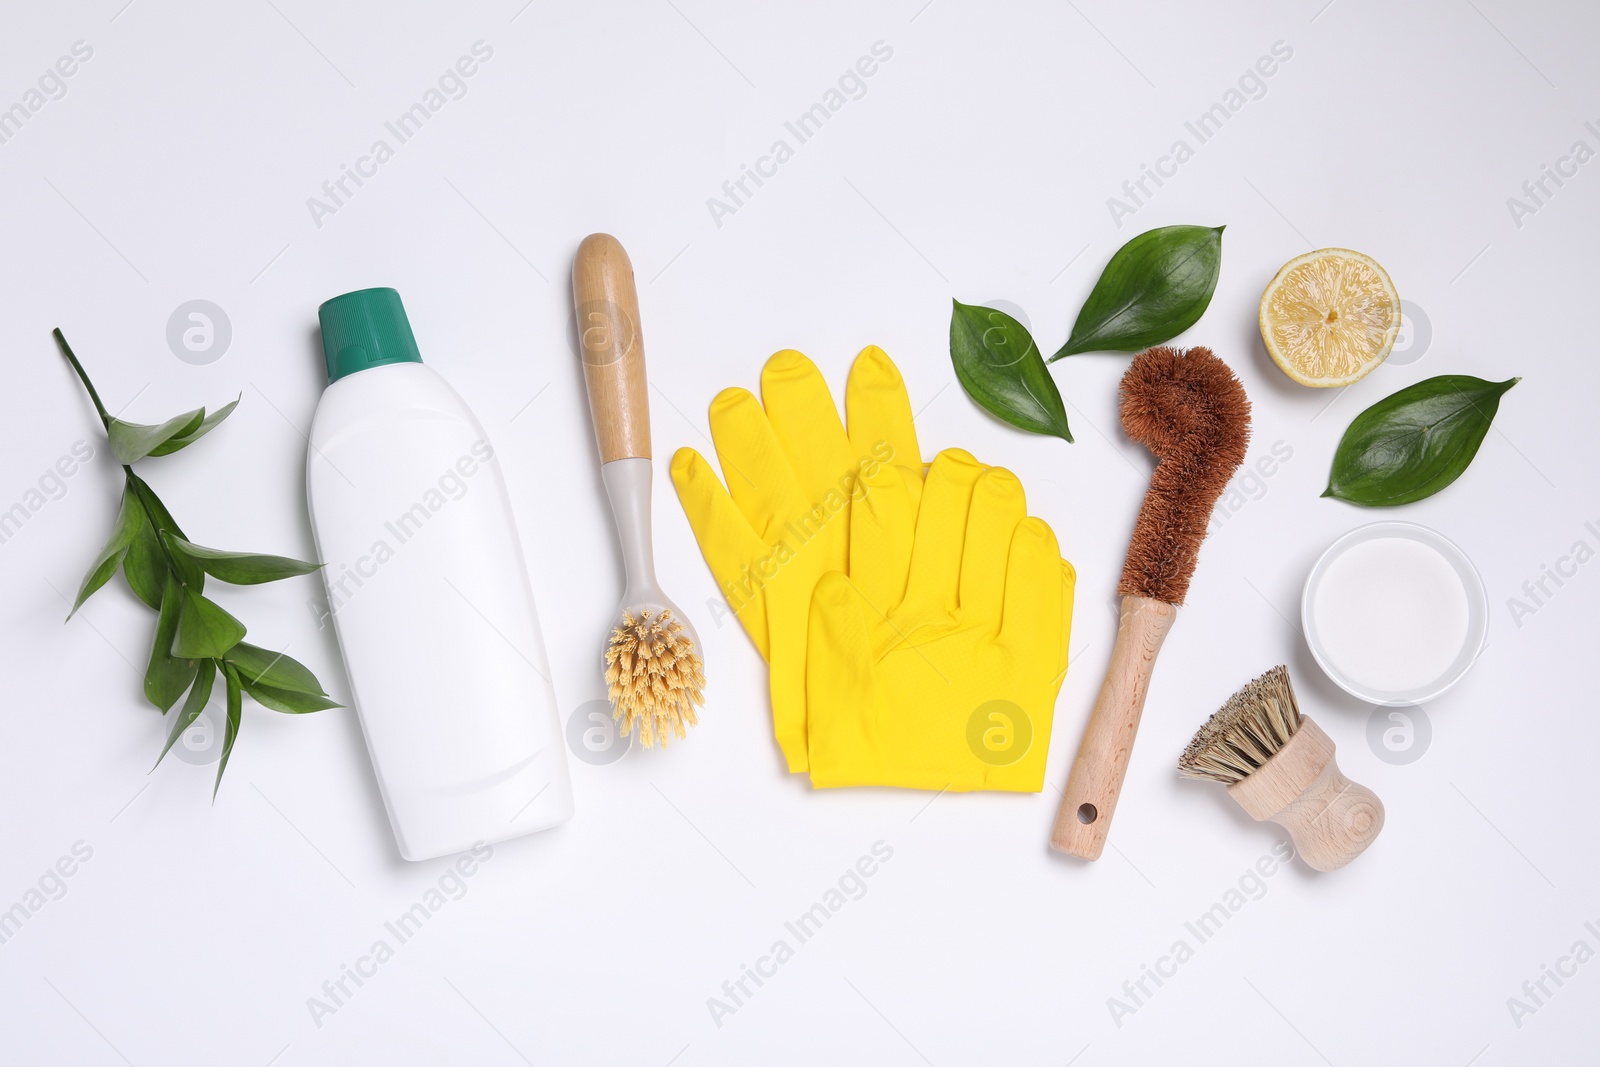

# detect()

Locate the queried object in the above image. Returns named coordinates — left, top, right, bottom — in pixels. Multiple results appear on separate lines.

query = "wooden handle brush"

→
left=573, top=234, right=704, bottom=746
left=1179, top=666, right=1384, bottom=871
left=1050, top=346, right=1250, bottom=860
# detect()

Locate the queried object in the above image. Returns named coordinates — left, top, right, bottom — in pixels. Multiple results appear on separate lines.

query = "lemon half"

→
left=1259, top=248, right=1401, bottom=387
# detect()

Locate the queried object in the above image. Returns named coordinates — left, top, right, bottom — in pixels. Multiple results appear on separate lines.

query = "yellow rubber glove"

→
left=805, top=449, right=1075, bottom=791
left=670, top=347, right=923, bottom=772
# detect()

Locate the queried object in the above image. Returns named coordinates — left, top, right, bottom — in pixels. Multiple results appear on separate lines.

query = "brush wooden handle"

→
left=573, top=233, right=650, bottom=462
left=1228, top=717, right=1384, bottom=872
left=1051, top=595, right=1177, bottom=859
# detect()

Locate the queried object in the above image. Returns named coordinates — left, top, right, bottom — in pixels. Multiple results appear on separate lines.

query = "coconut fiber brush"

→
left=1051, top=346, right=1250, bottom=860
left=573, top=234, right=704, bottom=747
left=1179, top=666, right=1384, bottom=871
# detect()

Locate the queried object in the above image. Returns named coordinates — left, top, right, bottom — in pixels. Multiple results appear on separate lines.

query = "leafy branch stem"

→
left=51, top=328, right=335, bottom=795
left=52, top=328, right=112, bottom=429
left=54, top=330, right=192, bottom=584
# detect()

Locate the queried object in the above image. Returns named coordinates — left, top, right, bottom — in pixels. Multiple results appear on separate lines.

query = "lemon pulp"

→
left=1259, top=248, right=1400, bottom=387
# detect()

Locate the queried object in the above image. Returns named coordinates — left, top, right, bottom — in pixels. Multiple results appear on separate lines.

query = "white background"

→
left=2, top=1, right=1597, bottom=1064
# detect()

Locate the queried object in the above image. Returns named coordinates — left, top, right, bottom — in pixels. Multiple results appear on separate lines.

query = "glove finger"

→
left=1057, top=557, right=1077, bottom=682
left=805, top=570, right=882, bottom=786
left=846, top=346, right=921, bottom=485
left=760, top=351, right=857, bottom=506
left=999, top=516, right=1064, bottom=665
left=899, top=461, right=925, bottom=517
left=670, top=447, right=772, bottom=659
left=901, top=448, right=986, bottom=613
left=958, top=467, right=1027, bottom=631
left=769, top=631, right=809, bottom=774
left=708, top=386, right=810, bottom=541
left=849, top=458, right=916, bottom=615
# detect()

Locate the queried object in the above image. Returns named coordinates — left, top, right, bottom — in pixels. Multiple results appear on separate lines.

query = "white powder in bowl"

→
left=1312, top=536, right=1471, bottom=693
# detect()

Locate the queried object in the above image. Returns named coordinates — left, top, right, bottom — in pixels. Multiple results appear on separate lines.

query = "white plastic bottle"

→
left=306, top=287, right=572, bottom=861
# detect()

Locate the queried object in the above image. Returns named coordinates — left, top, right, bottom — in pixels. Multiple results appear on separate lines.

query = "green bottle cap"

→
left=317, top=287, right=422, bottom=383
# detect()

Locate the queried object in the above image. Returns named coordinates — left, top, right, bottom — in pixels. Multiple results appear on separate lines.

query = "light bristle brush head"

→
left=1178, top=665, right=1304, bottom=785
left=604, top=609, right=705, bottom=748
left=1117, top=346, right=1251, bottom=605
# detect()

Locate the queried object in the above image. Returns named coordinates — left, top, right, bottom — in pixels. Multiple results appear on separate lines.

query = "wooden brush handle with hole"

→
left=573, top=233, right=650, bottom=462
left=1050, top=595, right=1177, bottom=860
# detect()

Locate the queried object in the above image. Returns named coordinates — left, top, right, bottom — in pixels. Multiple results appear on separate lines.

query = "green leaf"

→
left=145, top=573, right=199, bottom=711
left=127, top=473, right=187, bottom=539
left=166, top=534, right=320, bottom=585
left=1325, top=375, right=1519, bottom=506
left=67, top=488, right=140, bottom=618
left=239, top=676, right=341, bottom=714
left=172, top=590, right=247, bottom=658
left=1051, top=225, right=1224, bottom=360
left=147, top=397, right=239, bottom=457
left=107, top=408, right=205, bottom=464
left=129, top=477, right=203, bottom=590
left=223, top=641, right=329, bottom=695
left=215, top=663, right=242, bottom=800
left=949, top=301, right=1073, bottom=442
left=155, top=659, right=216, bottom=769
left=122, top=512, right=168, bottom=610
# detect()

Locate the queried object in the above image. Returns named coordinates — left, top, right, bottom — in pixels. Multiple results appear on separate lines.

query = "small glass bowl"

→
left=1301, top=521, right=1489, bottom=706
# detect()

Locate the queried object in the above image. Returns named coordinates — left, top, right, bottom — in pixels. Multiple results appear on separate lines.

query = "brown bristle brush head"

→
left=1117, top=346, right=1251, bottom=604
left=605, top=610, right=705, bottom=748
left=1178, top=666, right=1385, bottom=872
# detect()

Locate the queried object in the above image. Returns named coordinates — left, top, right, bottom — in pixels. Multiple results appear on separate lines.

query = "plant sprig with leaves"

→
left=950, top=224, right=1225, bottom=441
left=55, top=329, right=338, bottom=797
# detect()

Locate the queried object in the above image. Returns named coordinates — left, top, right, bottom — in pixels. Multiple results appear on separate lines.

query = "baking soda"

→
left=1312, top=536, right=1470, bottom=693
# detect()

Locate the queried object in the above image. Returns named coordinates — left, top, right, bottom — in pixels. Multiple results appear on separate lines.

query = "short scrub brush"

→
left=1179, top=665, right=1384, bottom=872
